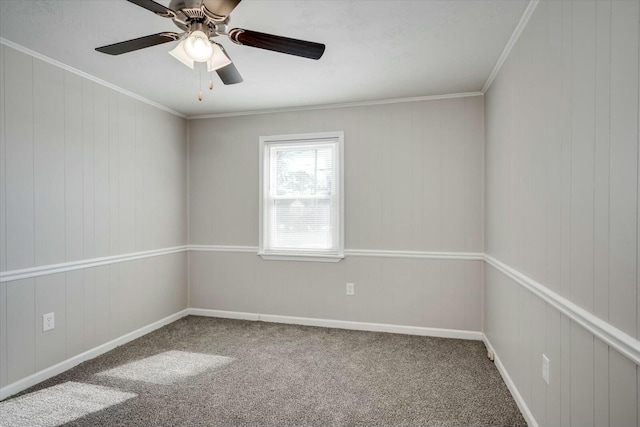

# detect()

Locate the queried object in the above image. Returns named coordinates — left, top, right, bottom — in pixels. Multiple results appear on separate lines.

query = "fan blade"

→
left=216, top=62, right=243, bottom=85
left=127, top=0, right=176, bottom=18
left=203, top=0, right=241, bottom=19
left=96, top=32, right=180, bottom=55
left=229, top=28, right=325, bottom=60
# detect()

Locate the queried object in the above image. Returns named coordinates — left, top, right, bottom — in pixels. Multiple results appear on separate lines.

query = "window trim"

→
left=258, top=131, right=344, bottom=262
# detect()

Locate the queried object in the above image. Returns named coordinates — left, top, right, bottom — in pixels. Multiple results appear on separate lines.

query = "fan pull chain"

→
left=198, top=67, right=203, bottom=101
left=209, top=71, right=214, bottom=90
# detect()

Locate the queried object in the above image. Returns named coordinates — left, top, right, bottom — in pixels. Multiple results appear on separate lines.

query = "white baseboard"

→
left=0, top=309, right=190, bottom=401
left=188, top=308, right=483, bottom=341
left=483, top=335, right=538, bottom=427
left=188, top=308, right=260, bottom=321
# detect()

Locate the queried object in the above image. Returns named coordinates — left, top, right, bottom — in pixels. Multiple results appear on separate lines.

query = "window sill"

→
left=258, top=252, right=344, bottom=263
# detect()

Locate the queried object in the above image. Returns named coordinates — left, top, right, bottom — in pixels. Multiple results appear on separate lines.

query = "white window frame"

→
left=258, top=131, right=344, bottom=262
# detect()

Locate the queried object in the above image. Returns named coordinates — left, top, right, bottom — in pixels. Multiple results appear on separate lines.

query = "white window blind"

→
left=259, top=132, right=344, bottom=262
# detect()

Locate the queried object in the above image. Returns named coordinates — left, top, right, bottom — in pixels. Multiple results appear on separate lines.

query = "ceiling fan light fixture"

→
left=168, top=40, right=194, bottom=69
left=207, top=42, right=232, bottom=72
left=184, top=30, right=214, bottom=62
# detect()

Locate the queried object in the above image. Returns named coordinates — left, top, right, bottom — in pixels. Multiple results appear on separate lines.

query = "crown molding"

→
left=187, top=92, right=484, bottom=120
left=0, top=37, right=187, bottom=119
left=0, top=39, right=485, bottom=120
left=2, top=0, right=536, bottom=120
left=481, top=0, right=539, bottom=94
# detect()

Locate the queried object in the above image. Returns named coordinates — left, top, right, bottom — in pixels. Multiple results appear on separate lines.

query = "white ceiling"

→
left=0, top=0, right=528, bottom=117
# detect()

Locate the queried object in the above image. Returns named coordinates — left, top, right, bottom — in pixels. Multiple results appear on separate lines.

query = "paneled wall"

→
left=0, top=45, right=189, bottom=389
left=190, top=252, right=483, bottom=331
left=484, top=1, right=640, bottom=425
left=188, top=97, right=484, bottom=329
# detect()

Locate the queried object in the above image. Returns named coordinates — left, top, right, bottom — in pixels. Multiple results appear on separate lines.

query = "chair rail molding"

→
left=4, top=243, right=636, bottom=368
left=484, top=254, right=640, bottom=366
left=0, top=246, right=188, bottom=283
left=187, top=245, right=484, bottom=261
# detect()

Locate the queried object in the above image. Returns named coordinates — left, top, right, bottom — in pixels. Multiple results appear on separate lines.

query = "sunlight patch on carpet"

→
left=96, top=350, right=233, bottom=385
left=0, top=381, right=136, bottom=427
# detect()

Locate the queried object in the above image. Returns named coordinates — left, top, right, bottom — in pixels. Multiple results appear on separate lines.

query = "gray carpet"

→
left=2, top=316, right=526, bottom=426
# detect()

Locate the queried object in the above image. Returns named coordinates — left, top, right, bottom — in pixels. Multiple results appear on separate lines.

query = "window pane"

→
left=260, top=132, right=343, bottom=259
left=275, top=147, right=334, bottom=196
left=271, top=198, right=333, bottom=249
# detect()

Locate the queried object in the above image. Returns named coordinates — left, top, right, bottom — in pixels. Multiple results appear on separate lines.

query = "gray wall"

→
left=484, top=0, right=640, bottom=425
left=0, top=45, right=188, bottom=389
left=188, top=97, right=485, bottom=329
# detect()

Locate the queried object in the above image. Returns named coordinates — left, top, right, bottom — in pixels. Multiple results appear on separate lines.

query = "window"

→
left=259, top=132, right=344, bottom=262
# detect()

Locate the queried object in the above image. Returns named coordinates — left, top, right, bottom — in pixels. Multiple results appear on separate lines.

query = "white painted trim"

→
left=345, top=249, right=484, bottom=260
left=14, top=245, right=637, bottom=370
left=189, top=308, right=483, bottom=341
left=0, top=309, right=190, bottom=401
left=0, top=37, right=187, bottom=119
left=0, top=38, right=484, bottom=120
left=187, top=245, right=484, bottom=261
left=187, top=245, right=256, bottom=253
left=485, top=255, right=640, bottom=366
left=189, top=308, right=260, bottom=321
left=259, top=314, right=483, bottom=340
left=0, top=246, right=484, bottom=282
left=258, top=253, right=344, bottom=263
left=481, top=0, right=539, bottom=94
left=0, top=246, right=188, bottom=283
left=483, top=336, right=538, bottom=427
left=10, top=246, right=639, bottom=369
left=188, top=92, right=484, bottom=120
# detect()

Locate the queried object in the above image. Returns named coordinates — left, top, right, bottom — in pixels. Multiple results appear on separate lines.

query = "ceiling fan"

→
left=95, top=0, right=326, bottom=87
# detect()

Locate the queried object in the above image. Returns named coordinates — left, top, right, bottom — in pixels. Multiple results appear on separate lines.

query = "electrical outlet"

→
left=43, top=312, right=55, bottom=332
left=542, top=354, right=550, bottom=385
left=346, top=283, right=355, bottom=296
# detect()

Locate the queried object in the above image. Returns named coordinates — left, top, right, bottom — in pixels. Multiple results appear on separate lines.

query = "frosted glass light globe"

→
left=184, top=30, right=213, bottom=62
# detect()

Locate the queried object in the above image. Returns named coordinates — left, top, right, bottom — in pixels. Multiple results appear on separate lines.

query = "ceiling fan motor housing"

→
left=167, top=0, right=230, bottom=33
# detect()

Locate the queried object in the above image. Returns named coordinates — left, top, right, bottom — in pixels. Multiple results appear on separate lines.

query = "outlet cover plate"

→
left=43, top=312, right=55, bottom=332
left=346, top=283, right=355, bottom=296
left=542, top=354, right=550, bottom=385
